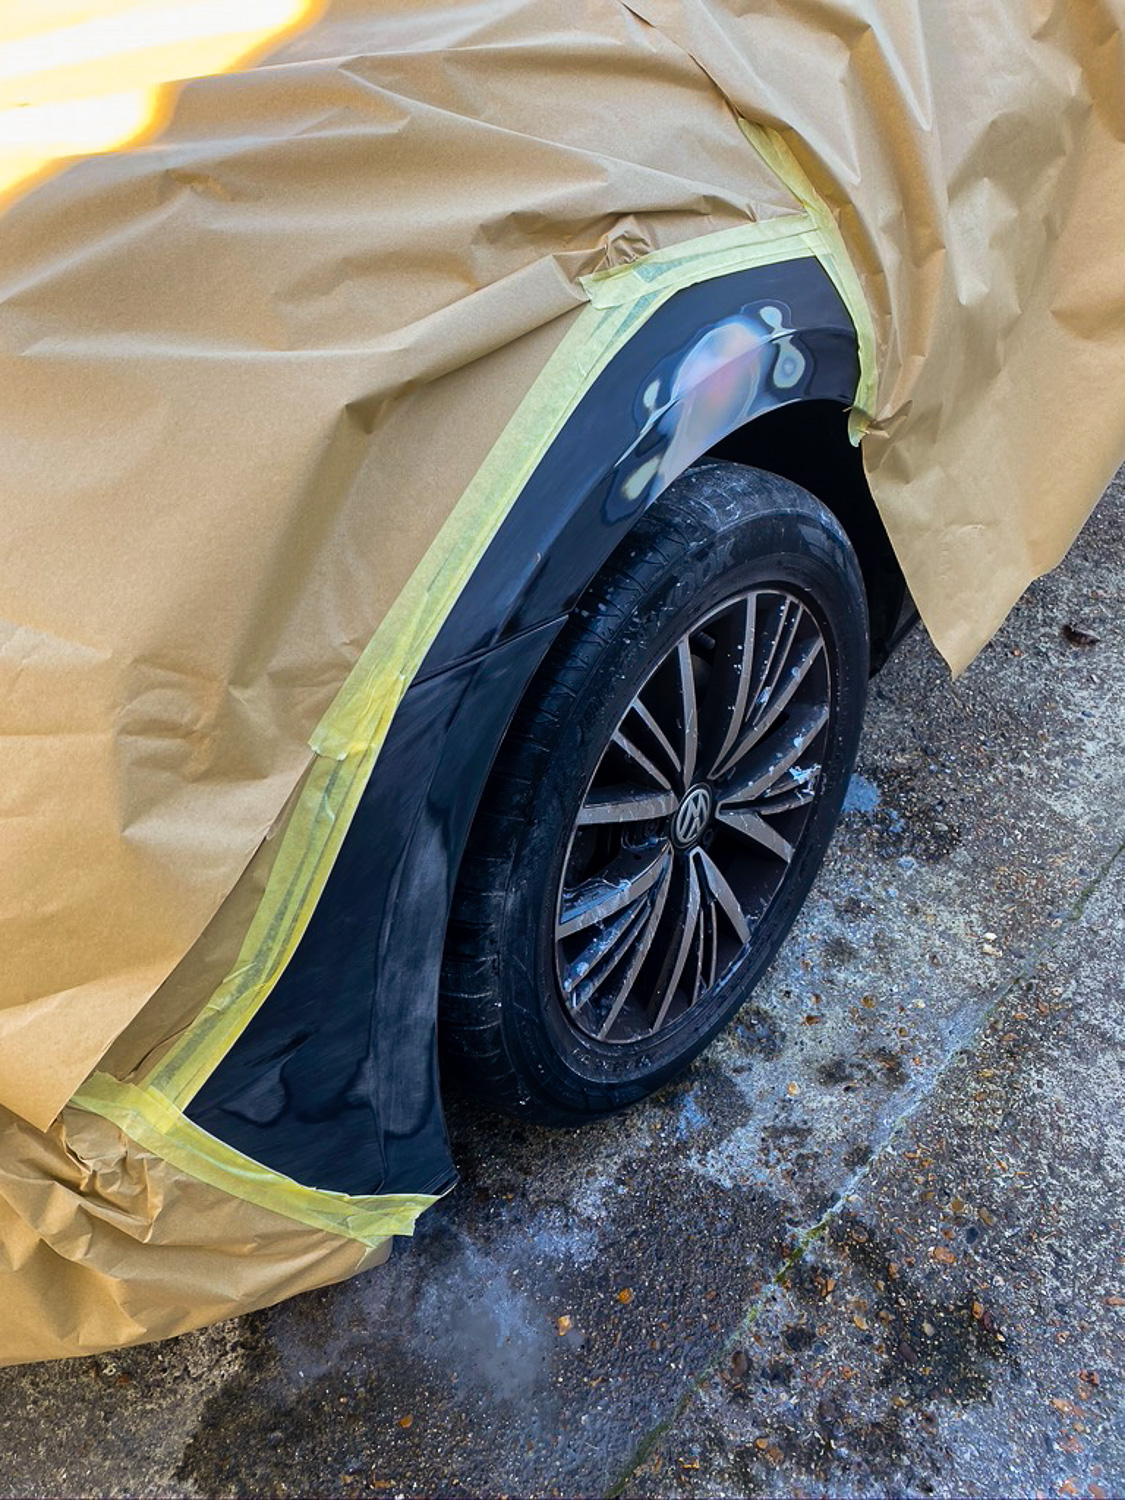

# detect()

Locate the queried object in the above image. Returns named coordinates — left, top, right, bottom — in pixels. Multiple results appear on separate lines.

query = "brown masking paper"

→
left=0, top=1101, right=385, bottom=1367
left=1, top=2, right=1124, bottom=1362
left=624, top=0, right=1125, bottom=673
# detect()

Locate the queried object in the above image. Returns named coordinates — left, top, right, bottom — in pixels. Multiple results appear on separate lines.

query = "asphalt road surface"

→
left=2, top=470, right=1124, bottom=1500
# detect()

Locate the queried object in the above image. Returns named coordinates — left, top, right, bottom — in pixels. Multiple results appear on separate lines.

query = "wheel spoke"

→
left=714, top=805, right=795, bottom=863
left=626, top=697, right=683, bottom=784
left=696, top=847, right=752, bottom=945
left=702, top=895, right=719, bottom=994
left=675, top=637, right=700, bottom=787
left=557, top=846, right=670, bottom=938
left=611, top=727, right=673, bottom=791
left=686, top=896, right=706, bottom=1008
left=649, top=858, right=702, bottom=1032
left=714, top=635, right=823, bottom=777
left=595, top=861, right=673, bottom=1040
left=706, top=594, right=757, bottom=777
left=751, top=600, right=803, bottom=727
left=758, top=764, right=820, bottom=813
left=744, top=596, right=795, bottom=725
left=741, top=600, right=792, bottom=735
left=577, top=787, right=678, bottom=827
left=561, top=894, right=654, bottom=1007
left=716, top=702, right=828, bottom=809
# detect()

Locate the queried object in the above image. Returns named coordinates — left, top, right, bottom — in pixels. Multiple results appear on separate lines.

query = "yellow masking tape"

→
left=148, top=744, right=376, bottom=1108
left=739, top=121, right=877, bottom=442
left=581, top=215, right=819, bottom=308
left=72, top=1072, right=436, bottom=1247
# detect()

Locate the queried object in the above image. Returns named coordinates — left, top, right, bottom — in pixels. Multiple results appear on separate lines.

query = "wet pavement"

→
left=2, top=469, right=1123, bottom=1500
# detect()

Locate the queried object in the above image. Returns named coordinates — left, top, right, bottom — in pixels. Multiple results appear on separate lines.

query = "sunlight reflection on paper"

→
left=0, top=0, right=320, bottom=204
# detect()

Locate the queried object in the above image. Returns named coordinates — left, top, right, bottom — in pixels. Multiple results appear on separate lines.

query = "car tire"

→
left=439, top=460, right=869, bottom=1124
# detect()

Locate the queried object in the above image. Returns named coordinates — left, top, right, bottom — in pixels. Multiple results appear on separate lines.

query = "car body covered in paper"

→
left=1, top=0, right=1123, bottom=1364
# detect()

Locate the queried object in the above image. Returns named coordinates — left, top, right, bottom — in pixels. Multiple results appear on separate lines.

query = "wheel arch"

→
left=706, top=400, right=907, bottom=669
left=183, top=258, right=904, bottom=1192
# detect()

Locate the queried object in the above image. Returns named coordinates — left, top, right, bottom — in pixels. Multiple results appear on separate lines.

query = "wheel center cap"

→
left=672, top=784, right=713, bottom=848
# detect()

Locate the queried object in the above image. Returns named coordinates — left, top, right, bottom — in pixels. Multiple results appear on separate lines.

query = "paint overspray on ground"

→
left=1, top=470, right=1123, bottom=1498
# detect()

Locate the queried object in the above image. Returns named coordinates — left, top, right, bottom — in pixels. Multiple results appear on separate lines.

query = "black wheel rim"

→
left=553, top=588, right=831, bottom=1044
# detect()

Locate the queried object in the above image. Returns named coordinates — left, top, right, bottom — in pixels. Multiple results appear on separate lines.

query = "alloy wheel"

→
left=554, top=588, right=831, bottom=1044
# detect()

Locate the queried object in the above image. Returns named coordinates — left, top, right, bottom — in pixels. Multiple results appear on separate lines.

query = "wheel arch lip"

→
left=420, top=255, right=863, bottom=684
left=185, top=255, right=871, bottom=1197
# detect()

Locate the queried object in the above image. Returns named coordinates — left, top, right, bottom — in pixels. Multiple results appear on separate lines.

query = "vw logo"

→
left=672, top=784, right=713, bottom=848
